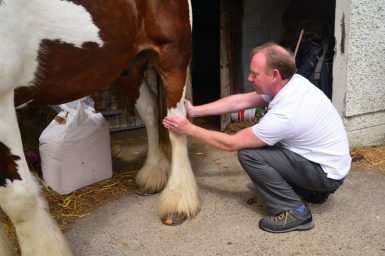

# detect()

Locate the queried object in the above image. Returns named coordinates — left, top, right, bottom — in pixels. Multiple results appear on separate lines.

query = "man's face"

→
left=247, top=52, right=273, bottom=96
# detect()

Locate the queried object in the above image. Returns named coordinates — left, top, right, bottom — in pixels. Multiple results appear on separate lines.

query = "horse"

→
left=0, top=0, right=200, bottom=255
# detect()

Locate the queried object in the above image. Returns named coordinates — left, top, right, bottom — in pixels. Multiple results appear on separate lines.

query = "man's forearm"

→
left=189, top=124, right=238, bottom=152
left=191, top=92, right=266, bottom=117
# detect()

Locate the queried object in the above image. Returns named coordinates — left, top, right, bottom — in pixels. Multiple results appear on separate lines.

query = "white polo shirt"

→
left=252, top=74, right=351, bottom=180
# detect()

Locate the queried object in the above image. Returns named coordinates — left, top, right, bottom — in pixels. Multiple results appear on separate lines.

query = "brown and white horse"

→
left=0, top=0, right=200, bottom=255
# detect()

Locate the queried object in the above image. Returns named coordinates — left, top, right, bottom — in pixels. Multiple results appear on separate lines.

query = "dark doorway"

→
left=191, top=0, right=220, bottom=105
left=279, top=0, right=336, bottom=99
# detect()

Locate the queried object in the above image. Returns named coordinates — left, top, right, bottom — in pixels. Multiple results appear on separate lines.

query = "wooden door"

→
left=220, top=0, right=243, bottom=130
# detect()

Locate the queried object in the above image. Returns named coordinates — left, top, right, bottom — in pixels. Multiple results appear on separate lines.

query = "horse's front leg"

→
left=158, top=68, right=201, bottom=225
left=0, top=90, right=73, bottom=255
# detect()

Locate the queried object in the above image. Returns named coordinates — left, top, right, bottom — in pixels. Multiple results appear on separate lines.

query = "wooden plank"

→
left=219, top=0, right=243, bottom=131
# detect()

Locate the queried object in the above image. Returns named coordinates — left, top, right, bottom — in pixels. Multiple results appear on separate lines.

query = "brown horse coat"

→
left=0, top=1, right=199, bottom=255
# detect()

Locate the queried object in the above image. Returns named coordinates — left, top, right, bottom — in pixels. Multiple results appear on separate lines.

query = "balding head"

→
left=251, top=42, right=296, bottom=80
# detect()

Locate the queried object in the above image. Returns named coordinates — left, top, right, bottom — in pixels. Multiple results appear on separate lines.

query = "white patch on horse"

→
left=0, top=1, right=102, bottom=254
left=0, top=0, right=103, bottom=93
left=167, top=86, right=187, bottom=117
left=188, top=0, right=193, bottom=29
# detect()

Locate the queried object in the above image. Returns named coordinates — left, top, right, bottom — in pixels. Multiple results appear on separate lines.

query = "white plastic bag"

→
left=39, top=97, right=112, bottom=194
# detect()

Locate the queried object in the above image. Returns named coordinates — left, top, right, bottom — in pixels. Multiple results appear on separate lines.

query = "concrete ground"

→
left=66, top=129, right=385, bottom=256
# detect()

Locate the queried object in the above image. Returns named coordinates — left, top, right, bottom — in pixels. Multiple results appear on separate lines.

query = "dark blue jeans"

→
left=238, top=146, right=344, bottom=215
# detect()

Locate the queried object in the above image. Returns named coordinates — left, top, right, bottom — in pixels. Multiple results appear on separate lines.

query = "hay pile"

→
left=225, top=119, right=259, bottom=134
left=351, top=145, right=385, bottom=172
left=43, top=170, right=137, bottom=232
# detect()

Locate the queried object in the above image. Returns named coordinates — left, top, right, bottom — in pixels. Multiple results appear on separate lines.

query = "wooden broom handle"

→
left=294, top=29, right=304, bottom=58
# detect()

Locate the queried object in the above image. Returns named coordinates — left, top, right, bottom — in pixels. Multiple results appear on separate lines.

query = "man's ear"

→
left=272, top=69, right=281, bottom=80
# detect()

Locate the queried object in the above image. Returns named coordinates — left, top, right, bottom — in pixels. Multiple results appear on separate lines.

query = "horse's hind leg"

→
left=118, top=58, right=170, bottom=194
left=0, top=90, right=73, bottom=255
left=135, top=80, right=170, bottom=194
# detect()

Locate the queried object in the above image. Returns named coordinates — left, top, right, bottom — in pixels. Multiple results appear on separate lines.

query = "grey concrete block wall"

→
left=241, top=0, right=290, bottom=92
left=334, top=0, right=385, bottom=146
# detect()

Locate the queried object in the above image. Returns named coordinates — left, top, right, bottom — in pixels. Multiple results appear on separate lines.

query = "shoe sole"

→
left=259, top=220, right=315, bottom=233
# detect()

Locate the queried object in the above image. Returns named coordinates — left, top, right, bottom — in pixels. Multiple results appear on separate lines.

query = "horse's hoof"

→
left=136, top=187, right=158, bottom=196
left=161, top=214, right=187, bottom=226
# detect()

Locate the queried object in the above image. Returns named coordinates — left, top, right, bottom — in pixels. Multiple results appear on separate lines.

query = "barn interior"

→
left=191, top=0, right=336, bottom=129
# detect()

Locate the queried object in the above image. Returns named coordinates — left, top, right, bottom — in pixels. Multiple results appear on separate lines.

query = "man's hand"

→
left=184, top=100, right=195, bottom=118
left=163, top=115, right=195, bottom=136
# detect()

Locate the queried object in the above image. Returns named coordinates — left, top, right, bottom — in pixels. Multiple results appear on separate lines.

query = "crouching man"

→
left=163, top=42, right=351, bottom=233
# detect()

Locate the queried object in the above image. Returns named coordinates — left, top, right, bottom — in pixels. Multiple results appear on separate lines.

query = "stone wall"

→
left=334, top=0, right=385, bottom=146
